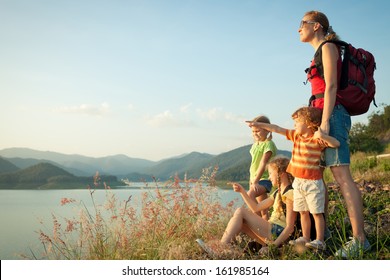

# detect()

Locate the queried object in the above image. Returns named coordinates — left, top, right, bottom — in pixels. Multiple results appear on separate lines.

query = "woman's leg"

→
left=331, top=165, right=365, bottom=241
left=221, top=206, right=271, bottom=244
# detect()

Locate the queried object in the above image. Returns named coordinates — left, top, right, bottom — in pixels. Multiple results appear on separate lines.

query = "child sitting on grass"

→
left=196, top=156, right=296, bottom=258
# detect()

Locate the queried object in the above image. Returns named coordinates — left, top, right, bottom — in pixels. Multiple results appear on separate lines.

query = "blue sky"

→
left=1, top=0, right=389, bottom=161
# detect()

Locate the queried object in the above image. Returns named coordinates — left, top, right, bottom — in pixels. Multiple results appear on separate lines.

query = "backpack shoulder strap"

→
left=313, top=40, right=349, bottom=88
left=312, top=41, right=328, bottom=78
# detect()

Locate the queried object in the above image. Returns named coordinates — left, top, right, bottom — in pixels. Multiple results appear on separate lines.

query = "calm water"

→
left=0, top=186, right=242, bottom=260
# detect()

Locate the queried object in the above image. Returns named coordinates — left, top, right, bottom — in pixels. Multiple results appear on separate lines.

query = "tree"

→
left=368, top=104, right=390, bottom=135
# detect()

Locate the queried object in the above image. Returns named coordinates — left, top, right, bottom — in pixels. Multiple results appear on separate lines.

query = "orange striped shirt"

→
left=285, top=130, right=327, bottom=180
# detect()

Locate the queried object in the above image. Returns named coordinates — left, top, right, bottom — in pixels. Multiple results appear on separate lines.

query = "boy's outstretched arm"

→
left=246, top=121, right=287, bottom=136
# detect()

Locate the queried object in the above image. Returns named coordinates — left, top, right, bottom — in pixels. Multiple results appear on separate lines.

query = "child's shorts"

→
left=293, top=178, right=325, bottom=214
left=271, top=223, right=284, bottom=237
left=255, top=179, right=273, bottom=193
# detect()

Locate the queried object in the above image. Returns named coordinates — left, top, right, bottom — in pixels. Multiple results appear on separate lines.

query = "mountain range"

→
left=0, top=147, right=291, bottom=188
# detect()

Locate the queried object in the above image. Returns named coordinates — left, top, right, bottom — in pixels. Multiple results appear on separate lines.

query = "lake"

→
left=0, top=186, right=243, bottom=260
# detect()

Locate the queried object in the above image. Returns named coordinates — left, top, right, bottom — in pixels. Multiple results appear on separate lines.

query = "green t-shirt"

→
left=249, top=140, right=277, bottom=181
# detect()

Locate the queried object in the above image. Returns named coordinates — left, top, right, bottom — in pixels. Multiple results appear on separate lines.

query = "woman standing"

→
left=298, top=10, right=370, bottom=258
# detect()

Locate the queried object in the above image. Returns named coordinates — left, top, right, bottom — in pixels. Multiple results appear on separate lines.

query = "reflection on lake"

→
left=0, top=186, right=242, bottom=259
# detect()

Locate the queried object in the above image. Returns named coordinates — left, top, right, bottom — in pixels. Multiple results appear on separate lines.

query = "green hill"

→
left=0, top=162, right=76, bottom=189
left=0, top=146, right=292, bottom=185
left=128, top=146, right=292, bottom=182
left=146, top=152, right=214, bottom=180
left=0, top=157, right=20, bottom=174
left=0, top=162, right=121, bottom=189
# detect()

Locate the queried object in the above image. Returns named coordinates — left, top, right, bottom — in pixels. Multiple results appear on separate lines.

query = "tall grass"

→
left=33, top=167, right=237, bottom=260
left=32, top=156, right=389, bottom=260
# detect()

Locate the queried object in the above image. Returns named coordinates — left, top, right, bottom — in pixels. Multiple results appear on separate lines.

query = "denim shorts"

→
left=321, top=104, right=352, bottom=167
left=271, top=223, right=284, bottom=237
left=258, top=179, right=273, bottom=193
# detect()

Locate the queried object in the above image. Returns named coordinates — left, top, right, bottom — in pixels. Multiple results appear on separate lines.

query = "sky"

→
left=1, top=0, right=390, bottom=161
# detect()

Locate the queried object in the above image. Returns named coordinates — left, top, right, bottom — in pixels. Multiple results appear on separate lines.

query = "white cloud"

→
left=146, top=110, right=195, bottom=127
left=196, top=107, right=222, bottom=121
left=146, top=106, right=243, bottom=128
left=180, top=103, right=192, bottom=113
left=146, top=110, right=174, bottom=126
left=196, top=107, right=243, bottom=122
left=224, top=112, right=246, bottom=124
left=54, top=103, right=111, bottom=116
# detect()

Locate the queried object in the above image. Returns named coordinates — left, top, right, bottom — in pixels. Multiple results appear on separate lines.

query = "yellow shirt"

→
left=268, top=186, right=294, bottom=228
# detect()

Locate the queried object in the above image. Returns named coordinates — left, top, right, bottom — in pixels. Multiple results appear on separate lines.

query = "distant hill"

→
left=0, top=147, right=292, bottom=184
left=0, top=162, right=76, bottom=189
left=145, top=152, right=214, bottom=180
left=128, top=146, right=291, bottom=181
left=0, top=148, right=155, bottom=176
left=16, top=162, right=75, bottom=182
left=0, top=162, right=119, bottom=189
left=0, top=157, right=20, bottom=174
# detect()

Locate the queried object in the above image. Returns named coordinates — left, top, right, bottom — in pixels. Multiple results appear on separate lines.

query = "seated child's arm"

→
left=229, top=182, right=273, bottom=213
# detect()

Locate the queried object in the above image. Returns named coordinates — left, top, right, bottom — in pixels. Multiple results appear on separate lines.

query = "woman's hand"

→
left=313, top=127, right=325, bottom=139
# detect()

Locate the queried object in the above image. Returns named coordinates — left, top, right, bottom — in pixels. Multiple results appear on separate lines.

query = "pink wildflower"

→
left=60, top=197, right=75, bottom=206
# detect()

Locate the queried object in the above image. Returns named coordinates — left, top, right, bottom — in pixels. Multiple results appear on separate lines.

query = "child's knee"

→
left=300, top=211, right=310, bottom=218
left=234, top=206, right=246, bottom=217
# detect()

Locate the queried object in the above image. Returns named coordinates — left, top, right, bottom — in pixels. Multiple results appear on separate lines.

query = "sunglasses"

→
left=299, top=20, right=323, bottom=29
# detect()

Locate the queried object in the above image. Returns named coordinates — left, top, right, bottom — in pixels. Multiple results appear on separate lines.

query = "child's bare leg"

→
left=257, top=193, right=269, bottom=220
left=312, top=213, right=325, bottom=242
left=247, top=188, right=257, bottom=202
left=248, top=185, right=268, bottom=219
left=221, top=207, right=270, bottom=244
left=300, top=211, right=311, bottom=241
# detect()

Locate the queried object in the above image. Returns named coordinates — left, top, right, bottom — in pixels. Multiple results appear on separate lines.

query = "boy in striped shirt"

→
left=247, top=106, right=339, bottom=250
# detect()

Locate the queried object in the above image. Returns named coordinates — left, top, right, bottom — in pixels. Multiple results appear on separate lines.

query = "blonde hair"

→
left=268, top=156, right=293, bottom=217
left=252, top=115, right=272, bottom=141
left=304, top=10, right=340, bottom=41
left=291, top=106, right=322, bottom=132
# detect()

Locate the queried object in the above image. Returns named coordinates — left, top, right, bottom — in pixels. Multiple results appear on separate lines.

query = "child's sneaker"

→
left=305, top=239, right=326, bottom=250
left=289, top=237, right=310, bottom=246
left=335, top=237, right=371, bottom=259
left=196, top=239, right=216, bottom=258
